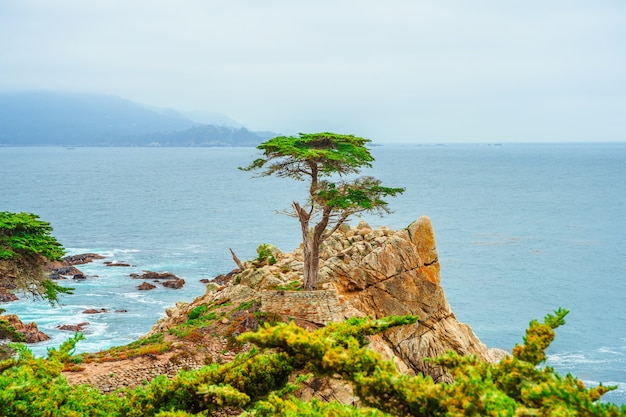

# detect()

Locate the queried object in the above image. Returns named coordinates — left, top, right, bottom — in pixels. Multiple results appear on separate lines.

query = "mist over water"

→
left=1, top=144, right=625, bottom=404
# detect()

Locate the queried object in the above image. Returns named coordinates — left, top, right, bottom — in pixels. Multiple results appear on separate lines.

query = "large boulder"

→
left=131, top=271, right=181, bottom=280
left=46, top=252, right=104, bottom=278
left=47, top=265, right=83, bottom=278
left=0, top=314, right=50, bottom=343
left=162, top=278, right=185, bottom=289
left=62, top=253, right=105, bottom=265
left=0, top=288, right=18, bottom=302
left=57, top=322, right=90, bottom=332
left=83, top=308, right=108, bottom=314
left=137, top=282, right=157, bottom=290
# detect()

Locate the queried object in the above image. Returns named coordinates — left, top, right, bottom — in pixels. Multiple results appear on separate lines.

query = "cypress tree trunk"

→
left=294, top=202, right=315, bottom=290
left=303, top=230, right=323, bottom=291
left=295, top=203, right=330, bottom=291
left=302, top=234, right=317, bottom=291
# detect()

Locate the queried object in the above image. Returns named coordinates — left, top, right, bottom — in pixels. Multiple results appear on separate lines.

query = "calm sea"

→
left=1, top=144, right=625, bottom=404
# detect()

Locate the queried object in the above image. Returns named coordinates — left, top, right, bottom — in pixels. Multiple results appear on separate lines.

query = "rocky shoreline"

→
left=1, top=251, right=190, bottom=344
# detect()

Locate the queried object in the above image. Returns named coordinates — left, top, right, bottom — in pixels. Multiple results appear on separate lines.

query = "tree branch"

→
left=322, top=212, right=351, bottom=240
left=229, top=248, right=245, bottom=271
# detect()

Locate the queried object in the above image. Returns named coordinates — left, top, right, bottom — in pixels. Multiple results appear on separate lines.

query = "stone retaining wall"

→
left=261, top=289, right=349, bottom=325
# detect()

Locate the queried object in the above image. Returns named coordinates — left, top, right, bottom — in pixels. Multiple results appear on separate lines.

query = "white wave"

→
left=120, top=291, right=168, bottom=305
left=95, top=250, right=115, bottom=258
left=547, top=352, right=606, bottom=365
left=598, top=347, right=625, bottom=356
left=65, top=247, right=103, bottom=255
left=112, top=248, right=142, bottom=254
left=64, top=248, right=141, bottom=258
left=81, top=321, right=108, bottom=338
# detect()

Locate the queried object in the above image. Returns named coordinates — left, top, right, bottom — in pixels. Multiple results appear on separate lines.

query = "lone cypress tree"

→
left=242, top=132, right=404, bottom=290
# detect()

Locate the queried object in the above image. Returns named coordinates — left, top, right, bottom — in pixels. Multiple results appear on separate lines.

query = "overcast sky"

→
left=1, top=1, right=625, bottom=143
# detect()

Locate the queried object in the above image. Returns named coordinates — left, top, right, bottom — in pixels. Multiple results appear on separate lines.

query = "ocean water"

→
left=1, top=144, right=625, bottom=404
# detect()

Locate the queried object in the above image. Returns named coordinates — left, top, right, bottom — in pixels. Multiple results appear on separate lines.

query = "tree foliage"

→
left=0, top=310, right=623, bottom=416
left=0, top=212, right=64, bottom=261
left=0, top=211, right=71, bottom=303
left=241, top=133, right=404, bottom=290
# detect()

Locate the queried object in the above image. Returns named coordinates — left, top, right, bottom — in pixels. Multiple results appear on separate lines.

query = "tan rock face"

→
left=314, top=216, right=492, bottom=382
left=407, top=216, right=441, bottom=284
left=0, top=314, right=50, bottom=343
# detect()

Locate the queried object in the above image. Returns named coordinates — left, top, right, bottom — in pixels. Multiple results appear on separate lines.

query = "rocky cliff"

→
left=154, top=216, right=505, bottom=379
left=65, top=216, right=505, bottom=395
left=0, top=314, right=50, bottom=343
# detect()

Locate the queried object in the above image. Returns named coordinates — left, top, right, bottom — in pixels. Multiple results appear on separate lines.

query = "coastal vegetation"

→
left=241, top=133, right=404, bottom=290
left=0, top=211, right=72, bottom=304
left=0, top=310, right=624, bottom=416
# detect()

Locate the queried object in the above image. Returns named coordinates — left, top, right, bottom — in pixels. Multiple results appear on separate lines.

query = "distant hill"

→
left=180, top=110, right=243, bottom=128
left=139, top=125, right=267, bottom=147
left=0, top=91, right=275, bottom=146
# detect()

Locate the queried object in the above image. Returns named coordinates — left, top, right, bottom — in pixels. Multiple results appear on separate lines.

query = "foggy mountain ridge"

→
left=0, top=91, right=273, bottom=146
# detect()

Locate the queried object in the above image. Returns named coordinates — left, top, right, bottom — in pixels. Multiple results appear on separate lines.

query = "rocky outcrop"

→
left=130, top=271, right=181, bottom=280
left=168, top=216, right=504, bottom=385
left=96, top=215, right=503, bottom=400
left=317, top=216, right=504, bottom=381
left=57, top=322, right=90, bottom=332
left=47, top=265, right=83, bottom=279
left=137, top=282, right=157, bottom=290
left=0, top=314, right=50, bottom=343
left=0, top=288, right=18, bottom=302
left=83, top=308, right=108, bottom=314
left=46, top=252, right=104, bottom=279
left=162, top=278, right=185, bottom=289
left=130, top=271, right=185, bottom=289
left=63, top=253, right=105, bottom=265
left=104, top=261, right=133, bottom=267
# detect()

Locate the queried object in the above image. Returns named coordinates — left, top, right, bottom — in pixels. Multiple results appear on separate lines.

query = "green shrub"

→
left=234, top=300, right=257, bottom=312
left=256, top=243, right=277, bottom=265
left=171, top=311, right=217, bottom=340
left=187, top=305, right=208, bottom=322
left=271, top=280, right=302, bottom=291
left=1, top=310, right=624, bottom=416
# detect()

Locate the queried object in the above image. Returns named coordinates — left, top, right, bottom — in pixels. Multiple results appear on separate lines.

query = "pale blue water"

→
left=1, top=144, right=625, bottom=404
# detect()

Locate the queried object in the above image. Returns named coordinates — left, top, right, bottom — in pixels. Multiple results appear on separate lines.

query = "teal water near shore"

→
left=1, top=144, right=625, bottom=404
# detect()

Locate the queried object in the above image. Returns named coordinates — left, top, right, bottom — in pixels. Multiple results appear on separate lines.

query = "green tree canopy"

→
left=0, top=212, right=64, bottom=261
left=0, top=211, right=70, bottom=303
left=242, top=133, right=404, bottom=290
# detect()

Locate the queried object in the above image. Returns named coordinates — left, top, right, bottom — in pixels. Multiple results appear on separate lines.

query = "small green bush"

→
left=272, top=280, right=302, bottom=291
left=256, top=243, right=277, bottom=265
left=187, top=305, right=208, bottom=322
left=234, top=300, right=257, bottom=312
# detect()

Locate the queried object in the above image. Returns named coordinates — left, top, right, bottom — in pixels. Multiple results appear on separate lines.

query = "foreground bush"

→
left=0, top=310, right=624, bottom=416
